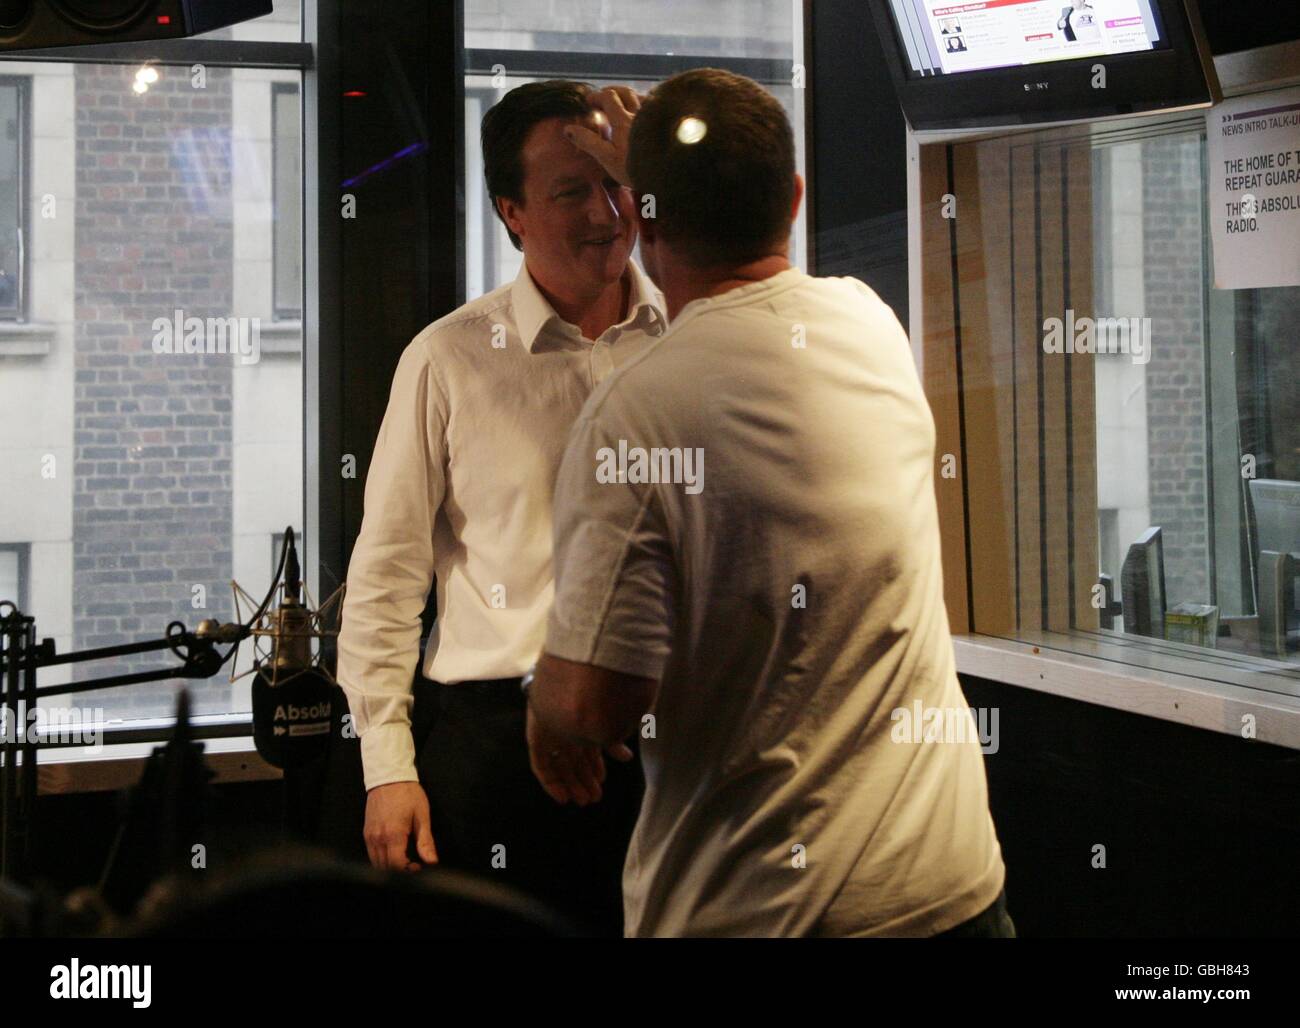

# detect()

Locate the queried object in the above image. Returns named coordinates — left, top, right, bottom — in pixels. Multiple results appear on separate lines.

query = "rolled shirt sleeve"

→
left=545, top=402, right=677, bottom=682
left=336, top=335, right=448, bottom=791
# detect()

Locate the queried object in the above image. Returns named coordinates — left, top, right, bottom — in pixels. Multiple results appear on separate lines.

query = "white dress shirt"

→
left=337, top=259, right=666, bottom=791
left=547, top=268, right=1004, bottom=936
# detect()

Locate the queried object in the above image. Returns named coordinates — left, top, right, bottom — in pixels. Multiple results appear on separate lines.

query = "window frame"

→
left=909, top=46, right=1300, bottom=749
left=0, top=23, right=314, bottom=773
left=461, top=45, right=805, bottom=302
left=0, top=3, right=879, bottom=785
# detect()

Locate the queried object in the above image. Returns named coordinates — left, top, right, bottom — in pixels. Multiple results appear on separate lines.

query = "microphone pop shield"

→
left=251, top=667, right=334, bottom=769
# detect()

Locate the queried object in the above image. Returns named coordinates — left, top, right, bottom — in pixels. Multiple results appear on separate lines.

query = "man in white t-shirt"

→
left=523, top=70, right=1013, bottom=937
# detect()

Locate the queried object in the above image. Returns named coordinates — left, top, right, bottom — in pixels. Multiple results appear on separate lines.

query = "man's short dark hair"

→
left=628, top=68, right=796, bottom=267
left=481, top=79, right=593, bottom=251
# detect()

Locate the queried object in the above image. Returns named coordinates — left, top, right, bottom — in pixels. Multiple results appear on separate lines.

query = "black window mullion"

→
left=0, top=39, right=312, bottom=70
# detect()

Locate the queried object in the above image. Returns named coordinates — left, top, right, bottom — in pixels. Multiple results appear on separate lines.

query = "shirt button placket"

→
left=592, top=339, right=615, bottom=384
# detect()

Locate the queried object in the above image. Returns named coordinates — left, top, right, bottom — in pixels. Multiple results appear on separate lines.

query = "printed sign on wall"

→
left=1207, top=86, right=1300, bottom=290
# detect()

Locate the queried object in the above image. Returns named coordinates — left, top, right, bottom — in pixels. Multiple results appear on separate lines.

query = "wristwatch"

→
left=520, top=665, right=536, bottom=700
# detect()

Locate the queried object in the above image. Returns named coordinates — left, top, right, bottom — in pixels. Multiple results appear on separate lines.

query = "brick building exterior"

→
left=1141, top=134, right=1209, bottom=610
left=71, top=64, right=236, bottom=712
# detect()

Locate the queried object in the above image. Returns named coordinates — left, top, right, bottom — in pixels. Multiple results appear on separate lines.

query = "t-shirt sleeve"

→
left=545, top=402, right=676, bottom=681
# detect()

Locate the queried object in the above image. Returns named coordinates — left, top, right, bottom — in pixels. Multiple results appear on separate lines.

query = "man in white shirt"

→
left=526, top=71, right=1012, bottom=936
left=335, top=80, right=666, bottom=933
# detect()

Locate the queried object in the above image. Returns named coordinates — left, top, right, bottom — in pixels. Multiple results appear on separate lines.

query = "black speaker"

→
left=0, top=0, right=274, bottom=52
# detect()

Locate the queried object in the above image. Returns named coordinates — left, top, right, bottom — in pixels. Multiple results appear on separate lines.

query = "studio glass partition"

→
left=916, top=108, right=1299, bottom=718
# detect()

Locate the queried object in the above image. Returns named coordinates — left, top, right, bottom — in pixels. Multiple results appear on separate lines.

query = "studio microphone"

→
left=246, top=529, right=345, bottom=769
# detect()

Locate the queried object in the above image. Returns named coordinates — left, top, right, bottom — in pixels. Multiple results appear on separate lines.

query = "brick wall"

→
left=71, top=64, right=235, bottom=715
left=1141, top=135, right=1208, bottom=608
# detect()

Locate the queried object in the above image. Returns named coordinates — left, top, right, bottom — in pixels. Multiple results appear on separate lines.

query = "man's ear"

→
left=497, top=195, right=525, bottom=243
left=790, top=173, right=806, bottom=224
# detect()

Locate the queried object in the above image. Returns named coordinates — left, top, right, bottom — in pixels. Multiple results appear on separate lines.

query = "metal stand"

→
left=0, top=603, right=227, bottom=883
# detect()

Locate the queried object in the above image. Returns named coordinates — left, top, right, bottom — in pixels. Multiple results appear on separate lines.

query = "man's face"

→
left=499, top=114, right=637, bottom=295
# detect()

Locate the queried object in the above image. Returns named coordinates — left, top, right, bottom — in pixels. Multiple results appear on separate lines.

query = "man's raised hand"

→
left=564, top=86, right=645, bottom=188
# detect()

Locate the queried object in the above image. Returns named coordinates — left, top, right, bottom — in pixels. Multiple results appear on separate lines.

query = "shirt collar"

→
left=511, top=258, right=667, bottom=353
left=624, top=258, right=669, bottom=336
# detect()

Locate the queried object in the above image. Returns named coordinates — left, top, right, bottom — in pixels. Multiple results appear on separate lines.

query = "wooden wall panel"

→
left=921, top=129, right=1100, bottom=640
left=1011, top=141, right=1042, bottom=635
left=1037, top=144, right=1072, bottom=634
left=1066, top=141, right=1101, bottom=632
left=919, top=143, right=970, bottom=633
left=953, top=140, right=1017, bottom=635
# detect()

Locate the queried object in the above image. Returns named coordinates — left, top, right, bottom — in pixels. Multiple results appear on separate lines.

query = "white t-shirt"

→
left=1062, top=4, right=1100, bottom=43
left=546, top=268, right=1005, bottom=936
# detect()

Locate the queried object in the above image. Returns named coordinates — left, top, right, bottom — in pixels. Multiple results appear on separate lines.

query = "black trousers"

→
left=413, top=676, right=643, bottom=937
left=933, top=887, right=1016, bottom=938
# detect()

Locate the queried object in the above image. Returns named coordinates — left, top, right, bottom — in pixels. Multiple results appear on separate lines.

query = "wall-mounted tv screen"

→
left=870, top=0, right=1220, bottom=132
left=891, top=0, right=1170, bottom=76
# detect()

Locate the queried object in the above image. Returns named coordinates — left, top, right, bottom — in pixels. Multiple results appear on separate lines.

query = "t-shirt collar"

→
left=670, top=266, right=806, bottom=330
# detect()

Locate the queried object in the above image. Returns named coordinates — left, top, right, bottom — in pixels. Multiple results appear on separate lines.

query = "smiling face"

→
left=497, top=115, right=637, bottom=300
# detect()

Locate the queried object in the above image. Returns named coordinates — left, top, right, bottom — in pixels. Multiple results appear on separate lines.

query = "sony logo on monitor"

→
left=1025, top=82, right=1052, bottom=91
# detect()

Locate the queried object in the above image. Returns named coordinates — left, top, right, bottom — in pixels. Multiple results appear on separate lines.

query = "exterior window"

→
left=272, top=82, right=302, bottom=321
left=0, top=61, right=305, bottom=722
left=0, top=543, right=28, bottom=614
left=461, top=0, right=806, bottom=299
left=0, top=76, right=27, bottom=320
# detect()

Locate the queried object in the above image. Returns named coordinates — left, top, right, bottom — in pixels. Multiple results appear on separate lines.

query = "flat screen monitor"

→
left=869, top=0, right=1221, bottom=131
left=1248, top=479, right=1300, bottom=559
left=1121, top=526, right=1166, bottom=640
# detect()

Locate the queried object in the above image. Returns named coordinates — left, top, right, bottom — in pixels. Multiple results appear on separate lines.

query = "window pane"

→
left=461, top=0, right=807, bottom=300
left=1092, top=136, right=1212, bottom=635
left=0, top=549, right=18, bottom=609
left=272, top=84, right=301, bottom=319
left=0, top=62, right=305, bottom=722
left=922, top=115, right=1300, bottom=695
left=1091, top=133, right=1299, bottom=665
left=0, top=79, right=22, bottom=316
left=464, top=0, right=794, bottom=57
